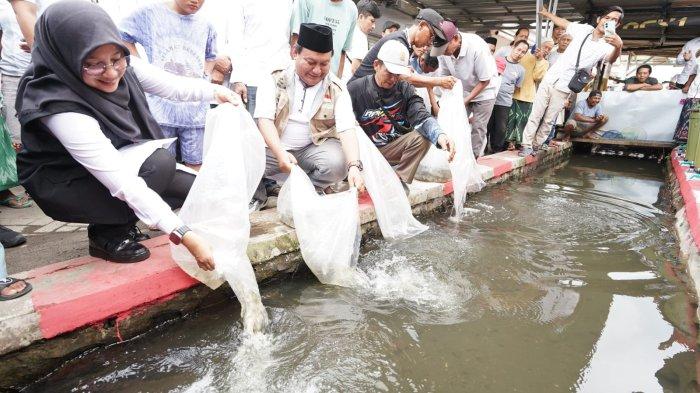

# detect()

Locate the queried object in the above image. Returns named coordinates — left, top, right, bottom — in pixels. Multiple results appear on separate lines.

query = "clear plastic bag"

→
left=277, top=166, right=366, bottom=287
left=415, top=81, right=485, bottom=219
left=355, top=127, right=428, bottom=240
left=171, top=104, right=269, bottom=332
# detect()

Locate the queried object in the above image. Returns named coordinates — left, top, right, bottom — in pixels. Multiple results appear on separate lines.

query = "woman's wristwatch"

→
left=169, top=225, right=191, bottom=245
left=347, top=160, right=363, bottom=172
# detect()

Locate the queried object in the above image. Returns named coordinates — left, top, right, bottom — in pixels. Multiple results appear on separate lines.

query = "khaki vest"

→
left=271, top=68, right=342, bottom=145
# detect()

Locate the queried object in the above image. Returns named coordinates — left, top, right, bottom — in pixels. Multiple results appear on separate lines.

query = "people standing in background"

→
left=624, top=65, right=663, bottom=92
left=548, top=33, right=572, bottom=66
left=350, top=9, right=457, bottom=93
left=382, top=20, right=400, bottom=37
left=503, top=36, right=549, bottom=150
left=484, top=36, right=497, bottom=55
left=1, top=1, right=31, bottom=143
left=290, top=0, right=357, bottom=78
left=495, top=26, right=529, bottom=58
left=519, top=6, right=624, bottom=156
left=551, top=25, right=565, bottom=44
left=437, top=31, right=498, bottom=158
left=675, top=37, right=700, bottom=90
left=120, top=0, right=217, bottom=171
left=410, top=53, right=440, bottom=115
left=674, top=55, right=699, bottom=142
left=487, top=39, right=526, bottom=153
left=214, top=0, right=293, bottom=116
left=0, top=1, right=34, bottom=209
left=343, top=0, right=381, bottom=80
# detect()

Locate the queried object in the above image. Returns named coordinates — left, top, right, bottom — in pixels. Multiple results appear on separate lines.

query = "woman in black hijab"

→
left=15, top=1, right=239, bottom=267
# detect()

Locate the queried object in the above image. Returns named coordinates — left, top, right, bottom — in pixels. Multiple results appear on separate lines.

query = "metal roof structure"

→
left=383, top=0, right=700, bottom=56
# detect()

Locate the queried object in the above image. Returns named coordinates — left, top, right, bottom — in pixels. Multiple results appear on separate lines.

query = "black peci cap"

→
left=298, top=23, right=333, bottom=53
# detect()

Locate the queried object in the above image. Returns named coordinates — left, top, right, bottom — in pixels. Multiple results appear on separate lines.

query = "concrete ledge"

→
left=0, top=142, right=571, bottom=389
left=667, top=149, right=700, bottom=309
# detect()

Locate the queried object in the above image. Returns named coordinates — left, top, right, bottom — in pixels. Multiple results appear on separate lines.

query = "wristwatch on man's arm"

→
left=347, top=160, right=363, bottom=172
left=169, top=225, right=191, bottom=245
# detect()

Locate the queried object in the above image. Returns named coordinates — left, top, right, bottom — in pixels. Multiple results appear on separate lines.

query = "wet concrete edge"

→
left=0, top=143, right=572, bottom=390
left=667, top=149, right=700, bottom=312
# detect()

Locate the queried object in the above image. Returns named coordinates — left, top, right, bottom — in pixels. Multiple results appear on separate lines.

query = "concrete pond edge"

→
left=0, top=144, right=572, bottom=389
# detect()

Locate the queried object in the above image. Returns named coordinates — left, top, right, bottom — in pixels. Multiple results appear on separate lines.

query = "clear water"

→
left=27, top=156, right=698, bottom=393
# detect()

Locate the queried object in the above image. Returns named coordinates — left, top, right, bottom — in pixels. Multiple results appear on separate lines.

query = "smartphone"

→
left=604, top=21, right=616, bottom=37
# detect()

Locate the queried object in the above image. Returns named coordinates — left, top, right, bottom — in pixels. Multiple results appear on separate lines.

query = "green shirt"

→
left=291, top=0, right=357, bottom=75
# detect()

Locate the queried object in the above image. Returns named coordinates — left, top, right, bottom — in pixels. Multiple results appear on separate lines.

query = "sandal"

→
left=0, top=277, right=33, bottom=301
left=0, top=194, right=33, bottom=209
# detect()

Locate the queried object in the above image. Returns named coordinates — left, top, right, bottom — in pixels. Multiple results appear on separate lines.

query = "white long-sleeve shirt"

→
left=676, top=37, right=700, bottom=85
left=41, top=57, right=218, bottom=234
left=205, top=0, right=293, bottom=87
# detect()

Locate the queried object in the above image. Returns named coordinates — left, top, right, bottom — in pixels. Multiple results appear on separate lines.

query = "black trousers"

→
left=486, top=104, right=510, bottom=153
left=26, top=148, right=194, bottom=237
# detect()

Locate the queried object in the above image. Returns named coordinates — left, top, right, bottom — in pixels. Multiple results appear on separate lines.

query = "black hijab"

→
left=15, top=0, right=163, bottom=144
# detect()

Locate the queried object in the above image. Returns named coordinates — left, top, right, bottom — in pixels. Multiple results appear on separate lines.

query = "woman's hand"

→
left=181, top=231, right=215, bottom=271
left=213, top=86, right=242, bottom=106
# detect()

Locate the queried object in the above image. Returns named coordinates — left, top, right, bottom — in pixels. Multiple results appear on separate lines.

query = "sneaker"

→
left=518, top=147, right=534, bottom=157
left=539, top=143, right=550, bottom=151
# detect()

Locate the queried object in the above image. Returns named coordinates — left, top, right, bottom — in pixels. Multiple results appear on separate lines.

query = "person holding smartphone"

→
left=518, top=6, right=624, bottom=157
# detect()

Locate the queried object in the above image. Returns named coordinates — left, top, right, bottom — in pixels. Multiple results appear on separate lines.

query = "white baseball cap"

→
left=377, top=40, right=412, bottom=76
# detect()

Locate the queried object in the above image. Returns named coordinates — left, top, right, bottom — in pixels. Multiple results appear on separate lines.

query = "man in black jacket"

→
left=347, top=40, right=455, bottom=188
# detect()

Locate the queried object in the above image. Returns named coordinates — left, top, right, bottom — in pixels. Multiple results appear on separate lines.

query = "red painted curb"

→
left=30, top=239, right=198, bottom=339
left=671, top=150, right=700, bottom=251
left=477, top=156, right=514, bottom=178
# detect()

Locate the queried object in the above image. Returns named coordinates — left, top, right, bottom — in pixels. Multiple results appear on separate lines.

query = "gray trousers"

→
left=468, top=99, right=496, bottom=158
left=265, top=138, right=347, bottom=189
left=521, top=81, right=570, bottom=148
left=1, top=74, right=21, bottom=142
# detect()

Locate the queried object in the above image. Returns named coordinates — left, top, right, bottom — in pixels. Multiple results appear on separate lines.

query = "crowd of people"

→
left=0, top=0, right=698, bottom=302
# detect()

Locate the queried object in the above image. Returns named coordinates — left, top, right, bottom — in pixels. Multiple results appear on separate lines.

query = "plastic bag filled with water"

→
left=355, top=127, right=428, bottom=240
left=415, top=81, right=485, bottom=219
left=171, top=104, right=269, bottom=333
left=277, top=166, right=365, bottom=287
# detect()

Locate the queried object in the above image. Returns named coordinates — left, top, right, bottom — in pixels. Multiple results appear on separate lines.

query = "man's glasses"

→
left=82, top=56, right=129, bottom=76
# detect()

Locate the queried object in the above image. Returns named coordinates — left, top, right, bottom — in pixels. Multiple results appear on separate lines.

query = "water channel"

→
left=27, top=155, right=698, bottom=392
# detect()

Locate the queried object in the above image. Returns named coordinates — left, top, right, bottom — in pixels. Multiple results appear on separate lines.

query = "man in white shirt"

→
left=254, top=23, right=364, bottom=204
left=437, top=29, right=499, bottom=157
left=344, top=0, right=381, bottom=80
left=548, top=33, right=572, bottom=66
left=207, top=0, right=294, bottom=116
left=519, top=6, right=624, bottom=156
left=675, top=37, right=700, bottom=90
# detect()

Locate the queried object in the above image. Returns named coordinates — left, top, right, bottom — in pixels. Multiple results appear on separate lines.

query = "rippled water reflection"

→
left=28, top=156, right=697, bottom=392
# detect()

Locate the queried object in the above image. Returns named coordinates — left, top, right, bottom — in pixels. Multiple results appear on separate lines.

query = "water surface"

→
left=28, top=156, right=698, bottom=393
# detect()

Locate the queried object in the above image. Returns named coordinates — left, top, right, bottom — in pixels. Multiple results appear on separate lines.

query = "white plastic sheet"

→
left=355, top=127, right=428, bottom=240
left=415, top=81, right=485, bottom=219
left=171, top=104, right=268, bottom=332
left=277, top=166, right=365, bottom=287
left=583, top=90, right=684, bottom=141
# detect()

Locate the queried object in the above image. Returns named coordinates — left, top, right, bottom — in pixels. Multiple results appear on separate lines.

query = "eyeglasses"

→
left=82, top=56, right=129, bottom=76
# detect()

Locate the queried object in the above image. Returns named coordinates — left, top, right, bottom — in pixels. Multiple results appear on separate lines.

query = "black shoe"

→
left=88, top=234, right=150, bottom=263
left=128, top=226, right=150, bottom=242
left=0, top=225, right=26, bottom=248
left=264, top=181, right=281, bottom=197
